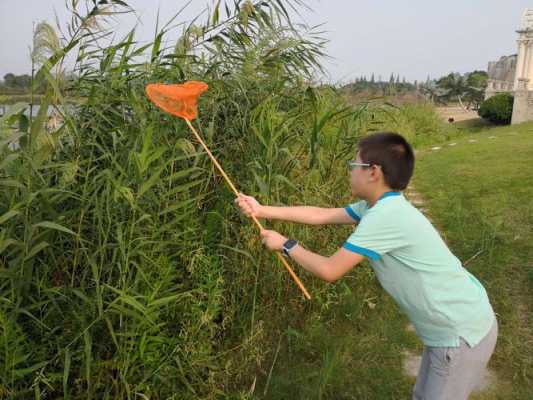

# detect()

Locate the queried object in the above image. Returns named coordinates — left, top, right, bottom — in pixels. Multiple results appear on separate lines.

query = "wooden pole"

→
left=185, top=119, right=311, bottom=300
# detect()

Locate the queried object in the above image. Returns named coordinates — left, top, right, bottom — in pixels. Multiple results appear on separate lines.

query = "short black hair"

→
left=357, top=132, right=414, bottom=190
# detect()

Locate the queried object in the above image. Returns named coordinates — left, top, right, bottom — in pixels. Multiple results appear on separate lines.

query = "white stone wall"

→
left=483, top=8, right=533, bottom=123
left=488, top=55, right=516, bottom=82
left=485, top=79, right=514, bottom=100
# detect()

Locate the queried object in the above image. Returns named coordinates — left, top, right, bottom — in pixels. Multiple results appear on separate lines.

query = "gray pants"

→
left=412, top=318, right=498, bottom=400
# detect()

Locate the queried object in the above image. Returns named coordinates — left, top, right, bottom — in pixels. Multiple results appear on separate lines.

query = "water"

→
left=0, top=104, right=61, bottom=151
left=0, top=104, right=54, bottom=118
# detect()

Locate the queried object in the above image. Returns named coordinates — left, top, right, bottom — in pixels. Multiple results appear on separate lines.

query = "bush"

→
left=478, top=93, right=514, bottom=124
left=362, top=103, right=457, bottom=147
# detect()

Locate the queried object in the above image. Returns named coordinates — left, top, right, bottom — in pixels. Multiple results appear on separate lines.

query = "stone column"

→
left=514, top=39, right=526, bottom=89
left=527, top=40, right=533, bottom=89
left=523, top=40, right=530, bottom=77
left=512, top=78, right=530, bottom=124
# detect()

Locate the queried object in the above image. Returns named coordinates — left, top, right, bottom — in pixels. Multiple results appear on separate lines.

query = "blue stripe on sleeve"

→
left=342, top=242, right=381, bottom=260
left=344, top=206, right=360, bottom=222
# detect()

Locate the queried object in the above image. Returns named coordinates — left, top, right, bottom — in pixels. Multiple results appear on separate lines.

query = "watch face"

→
left=284, top=239, right=298, bottom=250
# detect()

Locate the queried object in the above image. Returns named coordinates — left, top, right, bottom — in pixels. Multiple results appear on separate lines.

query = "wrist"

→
left=257, top=205, right=267, bottom=219
left=282, top=239, right=298, bottom=257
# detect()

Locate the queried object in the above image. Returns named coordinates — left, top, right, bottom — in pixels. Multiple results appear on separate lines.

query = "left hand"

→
left=260, top=229, right=287, bottom=251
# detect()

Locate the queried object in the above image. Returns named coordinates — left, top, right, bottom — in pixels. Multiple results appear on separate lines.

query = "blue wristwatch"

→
left=282, top=239, right=298, bottom=257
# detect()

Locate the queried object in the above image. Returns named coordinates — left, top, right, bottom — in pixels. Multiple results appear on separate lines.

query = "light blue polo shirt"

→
left=343, top=191, right=495, bottom=348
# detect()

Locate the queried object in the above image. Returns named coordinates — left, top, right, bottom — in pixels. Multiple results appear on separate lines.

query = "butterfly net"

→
left=145, top=81, right=208, bottom=120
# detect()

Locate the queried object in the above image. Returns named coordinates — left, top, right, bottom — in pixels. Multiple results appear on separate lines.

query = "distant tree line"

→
left=2, top=67, right=489, bottom=109
left=342, top=73, right=417, bottom=96
left=0, top=73, right=47, bottom=94
left=342, top=70, right=489, bottom=109
left=2, top=73, right=32, bottom=88
left=0, top=71, right=78, bottom=96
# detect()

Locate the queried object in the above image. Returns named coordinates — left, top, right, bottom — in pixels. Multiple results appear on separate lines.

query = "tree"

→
left=3, top=73, right=16, bottom=86
left=465, top=70, right=488, bottom=109
left=421, top=80, right=446, bottom=104
left=436, top=72, right=470, bottom=109
left=15, top=75, right=31, bottom=87
left=467, top=70, right=488, bottom=88
left=1, top=73, right=32, bottom=89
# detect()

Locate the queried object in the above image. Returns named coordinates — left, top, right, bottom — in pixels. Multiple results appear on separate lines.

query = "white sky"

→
left=1, top=0, right=531, bottom=84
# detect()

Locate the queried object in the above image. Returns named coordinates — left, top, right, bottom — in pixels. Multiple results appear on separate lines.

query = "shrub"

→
left=478, top=93, right=514, bottom=124
left=362, top=103, right=456, bottom=147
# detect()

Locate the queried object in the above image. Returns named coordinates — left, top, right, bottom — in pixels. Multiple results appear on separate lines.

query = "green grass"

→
left=258, top=120, right=533, bottom=399
left=414, top=121, right=533, bottom=399
left=453, top=117, right=497, bottom=133
left=256, top=267, right=418, bottom=400
left=0, top=94, right=45, bottom=105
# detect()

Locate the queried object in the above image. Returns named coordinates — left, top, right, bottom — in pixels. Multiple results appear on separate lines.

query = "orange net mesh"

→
left=145, top=81, right=208, bottom=120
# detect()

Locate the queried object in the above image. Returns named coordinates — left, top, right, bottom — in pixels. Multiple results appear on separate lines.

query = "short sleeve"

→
left=344, top=200, right=368, bottom=222
left=343, top=210, right=409, bottom=260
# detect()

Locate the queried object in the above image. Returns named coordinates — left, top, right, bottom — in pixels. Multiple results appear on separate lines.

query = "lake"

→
left=0, top=104, right=54, bottom=118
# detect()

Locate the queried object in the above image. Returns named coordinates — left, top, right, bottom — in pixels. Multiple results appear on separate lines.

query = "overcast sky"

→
left=1, top=0, right=531, bottom=84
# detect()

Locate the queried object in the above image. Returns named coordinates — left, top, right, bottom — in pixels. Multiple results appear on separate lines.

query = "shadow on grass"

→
left=453, top=118, right=496, bottom=133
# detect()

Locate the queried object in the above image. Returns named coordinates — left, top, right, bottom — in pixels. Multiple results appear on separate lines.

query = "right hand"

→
left=234, top=193, right=262, bottom=218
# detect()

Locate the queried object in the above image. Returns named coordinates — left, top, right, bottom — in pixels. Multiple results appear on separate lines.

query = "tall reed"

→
left=0, top=1, right=374, bottom=398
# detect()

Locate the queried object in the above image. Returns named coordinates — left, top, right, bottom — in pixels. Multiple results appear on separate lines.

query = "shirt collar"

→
left=378, top=191, right=401, bottom=201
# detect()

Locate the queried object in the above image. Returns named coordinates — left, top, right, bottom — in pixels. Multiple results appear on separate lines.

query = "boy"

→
left=234, top=132, right=497, bottom=400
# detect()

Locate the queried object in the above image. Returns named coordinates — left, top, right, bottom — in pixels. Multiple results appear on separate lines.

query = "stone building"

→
left=485, top=8, right=533, bottom=124
left=485, top=55, right=516, bottom=96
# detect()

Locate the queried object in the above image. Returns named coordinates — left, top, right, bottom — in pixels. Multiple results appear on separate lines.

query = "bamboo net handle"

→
left=185, top=119, right=311, bottom=300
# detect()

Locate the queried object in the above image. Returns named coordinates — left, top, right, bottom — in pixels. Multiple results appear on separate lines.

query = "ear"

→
left=369, top=165, right=384, bottom=184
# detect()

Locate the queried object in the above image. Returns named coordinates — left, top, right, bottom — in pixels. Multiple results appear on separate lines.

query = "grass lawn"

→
left=253, top=121, right=533, bottom=399
left=414, top=121, right=533, bottom=400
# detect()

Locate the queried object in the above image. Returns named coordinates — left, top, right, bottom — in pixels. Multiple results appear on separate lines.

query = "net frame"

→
left=145, top=81, right=208, bottom=120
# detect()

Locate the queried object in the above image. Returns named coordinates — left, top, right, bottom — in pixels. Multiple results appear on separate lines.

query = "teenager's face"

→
left=349, top=152, right=371, bottom=197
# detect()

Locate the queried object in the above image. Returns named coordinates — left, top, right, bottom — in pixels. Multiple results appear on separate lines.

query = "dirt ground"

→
left=436, top=106, right=480, bottom=122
